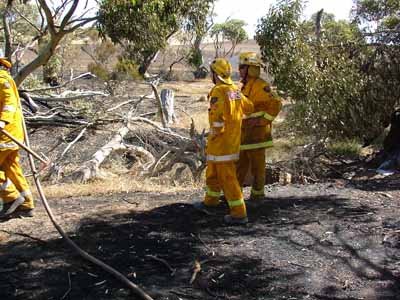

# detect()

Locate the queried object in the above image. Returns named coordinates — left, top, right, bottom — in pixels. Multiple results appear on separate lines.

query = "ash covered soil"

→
left=1, top=176, right=400, bottom=300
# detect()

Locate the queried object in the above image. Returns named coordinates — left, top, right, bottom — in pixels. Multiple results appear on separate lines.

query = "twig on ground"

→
left=191, top=233, right=215, bottom=256
left=169, top=290, right=198, bottom=299
left=106, top=98, right=141, bottom=113
left=0, top=230, right=47, bottom=245
left=151, top=150, right=171, bottom=174
left=145, top=255, right=176, bottom=276
left=60, top=272, right=72, bottom=300
left=122, top=198, right=139, bottom=206
left=59, top=127, right=88, bottom=159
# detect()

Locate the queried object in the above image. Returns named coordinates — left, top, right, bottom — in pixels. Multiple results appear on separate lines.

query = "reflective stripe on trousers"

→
left=251, top=187, right=264, bottom=196
left=212, top=121, right=224, bottom=127
left=243, top=111, right=276, bottom=122
left=2, top=105, right=16, bottom=112
left=0, top=179, right=11, bottom=191
left=0, top=143, right=18, bottom=149
left=206, top=186, right=221, bottom=198
left=240, top=140, right=273, bottom=151
left=227, top=198, right=245, bottom=208
left=207, top=153, right=239, bottom=162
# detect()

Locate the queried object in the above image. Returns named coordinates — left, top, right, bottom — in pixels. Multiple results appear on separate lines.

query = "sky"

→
left=213, top=0, right=355, bottom=37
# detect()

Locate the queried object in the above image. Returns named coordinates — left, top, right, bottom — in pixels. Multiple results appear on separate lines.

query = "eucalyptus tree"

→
left=98, top=0, right=214, bottom=75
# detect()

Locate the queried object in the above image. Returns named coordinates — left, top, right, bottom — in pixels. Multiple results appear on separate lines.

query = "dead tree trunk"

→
left=66, top=126, right=154, bottom=183
left=160, top=89, right=177, bottom=124
left=150, top=83, right=167, bottom=128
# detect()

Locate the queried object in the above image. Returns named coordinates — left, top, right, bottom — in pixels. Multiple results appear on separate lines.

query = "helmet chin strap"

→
left=212, top=71, right=217, bottom=84
left=242, top=66, right=249, bottom=83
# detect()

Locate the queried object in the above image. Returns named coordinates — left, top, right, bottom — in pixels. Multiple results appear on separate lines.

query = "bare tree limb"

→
left=21, top=72, right=97, bottom=93
left=13, top=6, right=43, bottom=34
left=30, top=91, right=108, bottom=102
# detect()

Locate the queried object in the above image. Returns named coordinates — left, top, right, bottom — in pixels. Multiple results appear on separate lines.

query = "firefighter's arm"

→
left=0, top=77, right=17, bottom=125
left=263, top=84, right=282, bottom=122
left=209, top=91, right=225, bottom=137
left=241, top=93, right=254, bottom=116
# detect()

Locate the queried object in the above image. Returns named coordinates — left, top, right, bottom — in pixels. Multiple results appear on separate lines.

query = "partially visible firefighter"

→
left=0, top=50, right=34, bottom=218
left=236, top=52, right=282, bottom=203
left=194, top=58, right=253, bottom=224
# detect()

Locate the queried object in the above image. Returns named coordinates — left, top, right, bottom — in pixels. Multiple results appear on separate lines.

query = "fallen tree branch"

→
left=128, top=117, right=190, bottom=141
left=106, top=94, right=155, bottom=113
left=145, top=255, right=176, bottom=276
left=67, top=126, right=129, bottom=182
left=21, top=72, right=97, bottom=93
left=31, top=91, right=108, bottom=102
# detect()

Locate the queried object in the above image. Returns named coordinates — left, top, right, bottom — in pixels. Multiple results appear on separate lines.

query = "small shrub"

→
left=20, top=74, right=41, bottom=90
left=87, top=62, right=111, bottom=81
left=114, top=58, right=142, bottom=80
left=327, top=140, right=362, bottom=158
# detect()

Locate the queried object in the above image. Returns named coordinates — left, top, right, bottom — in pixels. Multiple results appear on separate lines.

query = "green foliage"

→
left=188, top=48, right=203, bottom=68
left=114, top=58, right=142, bottom=80
left=85, top=38, right=117, bottom=81
left=0, top=2, right=40, bottom=46
left=19, top=74, right=41, bottom=90
left=88, top=62, right=111, bottom=81
left=327, top=140, right=362, bottom=158
left=97, top=0, right=214, bottom=74
left=256, top=0, right=400, bottom=142
left=211, top=19, right=248, bottom=57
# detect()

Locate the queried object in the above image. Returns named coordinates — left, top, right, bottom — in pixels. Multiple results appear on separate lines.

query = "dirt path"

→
left=1, top=180, right=400, bottom=300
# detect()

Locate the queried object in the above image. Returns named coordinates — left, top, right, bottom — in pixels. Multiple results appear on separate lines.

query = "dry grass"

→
left=38, top=175, right=202, bottom=200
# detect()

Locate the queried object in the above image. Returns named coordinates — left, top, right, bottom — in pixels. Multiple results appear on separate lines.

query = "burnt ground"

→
left=1, top=175, right=400, bottom=300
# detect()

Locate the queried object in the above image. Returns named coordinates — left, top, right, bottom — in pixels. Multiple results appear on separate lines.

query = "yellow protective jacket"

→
left=0, top=69, right=24, bottom=150
left=240, top=77, right=282, bottom=150
left=207, top=82, right=254, bottom=162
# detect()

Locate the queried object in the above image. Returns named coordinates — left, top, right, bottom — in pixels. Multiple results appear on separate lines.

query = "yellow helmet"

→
left=239, top=52, right=262, bottom=67
left=210, top=58, right=233, bottom=85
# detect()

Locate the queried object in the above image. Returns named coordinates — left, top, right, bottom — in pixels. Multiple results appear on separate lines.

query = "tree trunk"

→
left=160, top=89, right=177, bottom=124
left=2, top=4, right=12, bottom=61
left=14, top=34, right=64, bottom=86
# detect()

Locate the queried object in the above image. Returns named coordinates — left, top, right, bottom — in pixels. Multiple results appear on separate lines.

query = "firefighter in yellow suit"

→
left=0, top=53, right=34, bottom=217
left=194, top=58, right=253, bottom=224
left=237, top=52, right=282, bottom=202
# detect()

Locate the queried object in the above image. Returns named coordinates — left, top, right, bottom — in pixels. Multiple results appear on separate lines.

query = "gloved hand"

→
left=0, top=121, right=5, bottom=129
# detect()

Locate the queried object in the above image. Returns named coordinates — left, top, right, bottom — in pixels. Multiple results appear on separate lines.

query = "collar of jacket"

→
left=214, top=81, right=229, bottom=87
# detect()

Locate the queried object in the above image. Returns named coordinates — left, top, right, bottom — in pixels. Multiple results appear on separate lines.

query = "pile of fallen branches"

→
left=23, top=74, right=206, bottom=183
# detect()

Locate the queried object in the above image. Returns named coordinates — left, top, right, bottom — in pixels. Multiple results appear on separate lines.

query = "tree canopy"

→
left=256, top=0, right=399, bottom=143
left=1, top=0, right=97, bottom=86
left=97, top=0, right=214, bottom=75
left=210, top=19, right=248, bottom=57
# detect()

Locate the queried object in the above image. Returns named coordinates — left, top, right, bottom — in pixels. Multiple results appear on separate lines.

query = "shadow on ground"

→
left=0, top=192, right=399, bottom=299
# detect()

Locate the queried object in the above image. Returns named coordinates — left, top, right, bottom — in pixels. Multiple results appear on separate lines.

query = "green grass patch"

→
left=326, top=139, right=362, bottom=158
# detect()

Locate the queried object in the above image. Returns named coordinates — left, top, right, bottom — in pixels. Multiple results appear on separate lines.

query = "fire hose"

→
left=0, top=110, right=154, bottom=299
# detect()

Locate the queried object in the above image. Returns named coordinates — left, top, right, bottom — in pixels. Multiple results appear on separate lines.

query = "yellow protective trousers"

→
left=0, top=174, right=20, bottom=203
left=0, top=149, right=33, bottom=209
left=204, top=161, right=247, bottom=218
left=237, top=148, right=266, bottom=199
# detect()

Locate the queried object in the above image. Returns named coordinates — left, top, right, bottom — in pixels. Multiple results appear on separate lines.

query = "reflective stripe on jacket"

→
left=0, top=70, right=24, bottom=150
left=240, top=77, right=282, bottom=150
left=206, top=82, right=253, bottom=162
